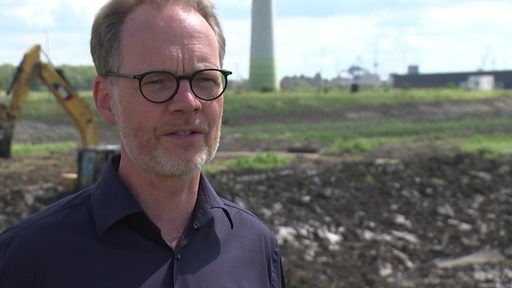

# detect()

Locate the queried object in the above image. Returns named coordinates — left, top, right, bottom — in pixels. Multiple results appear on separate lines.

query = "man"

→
left=0, top=0, right=286, bottom=287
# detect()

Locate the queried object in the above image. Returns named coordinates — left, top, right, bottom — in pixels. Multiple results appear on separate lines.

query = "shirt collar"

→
left=90, top=155, right=234, bottom=236
left=194, top=173, right=234, bottom=230
left=90, top=155, right=143, bottom=235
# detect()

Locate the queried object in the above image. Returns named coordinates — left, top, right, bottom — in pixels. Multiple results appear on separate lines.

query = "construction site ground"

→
left=2, top=95, right=512, bottom=287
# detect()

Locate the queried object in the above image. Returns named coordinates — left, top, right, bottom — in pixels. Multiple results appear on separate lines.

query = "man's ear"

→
left=93, top=76, right=117, bottom=125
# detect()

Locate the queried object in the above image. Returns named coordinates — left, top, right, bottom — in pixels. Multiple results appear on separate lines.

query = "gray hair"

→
left=90, top=0, right=226, bottom=76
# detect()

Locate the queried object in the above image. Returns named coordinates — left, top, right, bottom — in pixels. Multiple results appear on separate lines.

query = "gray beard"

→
left=120, top=123, right=220, bottom=177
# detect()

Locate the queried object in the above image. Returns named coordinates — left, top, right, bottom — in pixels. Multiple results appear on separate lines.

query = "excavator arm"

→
left=0, top=44, right=99, bottom=158
left=39, top=62, right=99, bottom=147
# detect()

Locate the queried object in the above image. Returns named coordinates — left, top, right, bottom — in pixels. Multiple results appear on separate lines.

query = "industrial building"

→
left=391, top=66, right=512, bottom=90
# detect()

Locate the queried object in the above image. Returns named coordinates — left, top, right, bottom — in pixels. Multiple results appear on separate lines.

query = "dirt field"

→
left=1, top=96, right=512, bottom=287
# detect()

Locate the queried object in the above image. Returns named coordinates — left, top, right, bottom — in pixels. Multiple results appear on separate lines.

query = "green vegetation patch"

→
left=455, top=133, right=512, bottom=159
left=7, top=88, right=512, bottom=160
left=205, top=152, right=294, bottom=173
left=12, top=141, right=77, bottom=157
left=223, top=88, right=507, bottom=122
left=225, top=116, right=512, bottom=155
left=226, top=152, right=293, bottom=170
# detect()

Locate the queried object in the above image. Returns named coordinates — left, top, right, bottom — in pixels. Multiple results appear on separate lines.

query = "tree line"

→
left=0, top=64, right=97, bottom=93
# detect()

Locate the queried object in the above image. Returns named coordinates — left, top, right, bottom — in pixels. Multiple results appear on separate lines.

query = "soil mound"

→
left=1, top=151, right=511, bottom=287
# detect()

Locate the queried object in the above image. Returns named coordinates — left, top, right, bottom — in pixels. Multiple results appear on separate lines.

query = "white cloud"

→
left=392, top=1, right=512, bottom=72
left=1, top=0, right=512, bottom=81
left=220, top=0, right=512, bottom=80
left=1, top=0, right=60, bottom=27
left=61, top=0, right=109, bottom=22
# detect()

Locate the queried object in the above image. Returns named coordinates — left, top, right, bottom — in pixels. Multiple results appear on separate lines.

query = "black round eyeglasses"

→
left=107, top=68, right=232, bottom=103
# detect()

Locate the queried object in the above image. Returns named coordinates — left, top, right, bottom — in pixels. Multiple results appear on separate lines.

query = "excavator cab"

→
left=75, top=146, right=119, bottom=190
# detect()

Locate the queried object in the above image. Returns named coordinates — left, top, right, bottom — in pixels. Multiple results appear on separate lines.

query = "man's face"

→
left=110, top=3, right=223, bottom=176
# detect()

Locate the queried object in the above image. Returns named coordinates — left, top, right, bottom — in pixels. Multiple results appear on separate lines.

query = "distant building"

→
left=391, top=69, right=512, bottom=90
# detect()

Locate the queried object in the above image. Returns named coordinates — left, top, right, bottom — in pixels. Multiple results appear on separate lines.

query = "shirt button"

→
left=176, top=253, right=182, bottom=260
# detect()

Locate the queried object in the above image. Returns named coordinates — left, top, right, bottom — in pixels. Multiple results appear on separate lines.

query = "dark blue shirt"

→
left=0, top=155, right=285, bottom=287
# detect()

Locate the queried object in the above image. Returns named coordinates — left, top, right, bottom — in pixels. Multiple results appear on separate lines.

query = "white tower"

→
left=249, top=0, right=279, bottom=91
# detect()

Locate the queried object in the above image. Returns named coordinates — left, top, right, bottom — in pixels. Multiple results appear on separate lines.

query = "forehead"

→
left=119, top=3, right=219, bottom=70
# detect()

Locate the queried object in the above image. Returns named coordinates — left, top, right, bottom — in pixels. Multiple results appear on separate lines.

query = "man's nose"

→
left=167, top=79, right=201, bottom=113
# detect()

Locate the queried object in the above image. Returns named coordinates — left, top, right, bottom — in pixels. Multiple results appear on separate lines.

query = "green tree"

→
left=0, top=64, right=16, bottom=92
left=58, top=65, right=97, bottom=91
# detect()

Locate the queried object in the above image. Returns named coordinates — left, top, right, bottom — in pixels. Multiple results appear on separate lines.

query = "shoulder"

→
left=213, top=198, right=285, bottom=287
left=222, top=198, right=264, bottom=224
left=0, top=189, right=91, bottom=250
left=200, top=174, right=277, bottom=239
left=0, top=189, right=94, bottom=284
left=219, top=198, right=278, bottom=243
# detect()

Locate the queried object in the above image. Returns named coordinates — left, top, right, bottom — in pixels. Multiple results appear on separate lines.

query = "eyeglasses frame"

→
left=106, top=68, right=232, bottom=103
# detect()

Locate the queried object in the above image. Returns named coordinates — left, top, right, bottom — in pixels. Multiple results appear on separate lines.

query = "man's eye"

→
left=142, top=74, right=173, bottom=88
left=145, top=78, right=164, bottom=85
left=197, top=76, right=216, bottom=83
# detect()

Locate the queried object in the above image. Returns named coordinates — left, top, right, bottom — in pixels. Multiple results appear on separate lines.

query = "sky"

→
left=1, top=0, right=511, bottom=81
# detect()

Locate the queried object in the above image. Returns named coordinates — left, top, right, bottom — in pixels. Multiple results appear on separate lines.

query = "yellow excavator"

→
left=0, top=44, right=118, bottom=190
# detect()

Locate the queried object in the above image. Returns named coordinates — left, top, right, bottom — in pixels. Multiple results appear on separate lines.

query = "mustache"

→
left=154, top=118, right=209, bottom=135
